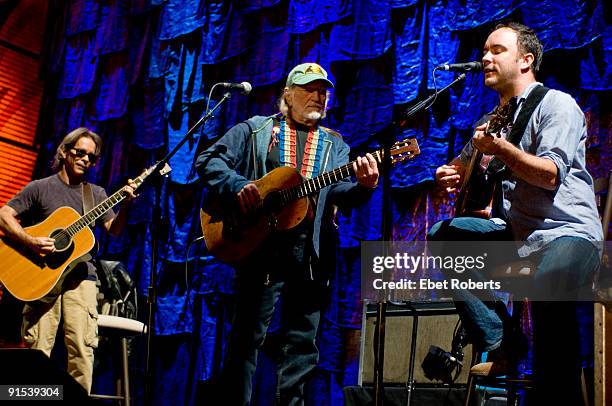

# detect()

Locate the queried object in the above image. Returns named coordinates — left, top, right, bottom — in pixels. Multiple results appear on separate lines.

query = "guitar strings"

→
left=55, top=188, right=130, bottom=243
left=273, top=144, right=413, bottom=206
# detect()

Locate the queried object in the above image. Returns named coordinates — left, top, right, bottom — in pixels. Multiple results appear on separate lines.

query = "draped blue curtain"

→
left=34, top=1, right=610, bottom=405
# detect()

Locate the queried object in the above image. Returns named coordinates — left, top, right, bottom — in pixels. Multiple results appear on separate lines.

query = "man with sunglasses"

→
left=0, top=127, right=136, bottom=393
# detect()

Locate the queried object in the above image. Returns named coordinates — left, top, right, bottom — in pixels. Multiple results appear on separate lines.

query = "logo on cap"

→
left=305, top=64, right=324, bottom=75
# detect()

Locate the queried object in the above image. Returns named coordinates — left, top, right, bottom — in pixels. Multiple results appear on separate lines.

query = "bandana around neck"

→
left=278, top=119, right=324, bottom=179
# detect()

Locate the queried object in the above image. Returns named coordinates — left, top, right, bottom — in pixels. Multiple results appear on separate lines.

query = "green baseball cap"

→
left=285, top=63, right=334, bottom=88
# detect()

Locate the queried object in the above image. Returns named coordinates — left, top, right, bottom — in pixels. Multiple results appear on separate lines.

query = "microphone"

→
left=217, top=81, right=252, bottom=95
left=437, top=61, right=483, bottom=72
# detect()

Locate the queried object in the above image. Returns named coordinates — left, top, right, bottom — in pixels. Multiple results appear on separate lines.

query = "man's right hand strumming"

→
left=237, top=183, right=262, bottom=215
left=27, top=236, right=56, bottom=255
left=0, top=205, right=55, bottom=255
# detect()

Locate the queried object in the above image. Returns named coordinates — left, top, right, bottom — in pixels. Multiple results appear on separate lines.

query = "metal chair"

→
left=463, top=297, right=536, bottom=406
left=90, top=314, right=146, bottom=406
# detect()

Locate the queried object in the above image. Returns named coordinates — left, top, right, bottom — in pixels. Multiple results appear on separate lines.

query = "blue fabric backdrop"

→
left=33, top=1, right=610, bottom=405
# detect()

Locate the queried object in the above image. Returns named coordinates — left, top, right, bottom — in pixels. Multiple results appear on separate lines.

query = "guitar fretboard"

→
left=64, top=189, right=129, bottom=238
left=62, top=169, right=150, bottom=239
left=276, top=149, right=384, bottom=206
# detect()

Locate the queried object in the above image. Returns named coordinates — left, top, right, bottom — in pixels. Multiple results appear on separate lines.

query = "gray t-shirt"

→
left=7, top=174, right=116, bottom=280
left=460, top=83, right=603, bottom=256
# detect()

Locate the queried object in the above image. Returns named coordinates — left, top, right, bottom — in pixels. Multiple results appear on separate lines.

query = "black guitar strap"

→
left=486, top=85, right=550, bottom=176
left=80, top=182, right=95, bottom=257
left=82, top=182, right=94, bottom=214
left=487, top=85, right=549, bottom=219
left=507, top=85, right=550, bottom=146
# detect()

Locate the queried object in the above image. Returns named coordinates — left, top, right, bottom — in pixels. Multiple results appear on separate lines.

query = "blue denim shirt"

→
left=461, top=83, right=603, bottom=256
left=195, top=115, right=374, bottom=257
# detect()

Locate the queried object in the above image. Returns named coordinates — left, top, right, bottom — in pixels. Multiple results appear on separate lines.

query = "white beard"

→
left=306, top=111, right=322, bottom=121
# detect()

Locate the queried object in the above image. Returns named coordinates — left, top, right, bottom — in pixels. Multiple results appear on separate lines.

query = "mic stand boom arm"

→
left=401, top=73, right=466, bottom=122
left=146, top=91, right=233, bottom=180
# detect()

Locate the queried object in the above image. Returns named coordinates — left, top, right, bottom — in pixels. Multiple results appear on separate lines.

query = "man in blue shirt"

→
left=196, top=63, right=379, bottom=405
left=429, top=22, right=602, bottom=404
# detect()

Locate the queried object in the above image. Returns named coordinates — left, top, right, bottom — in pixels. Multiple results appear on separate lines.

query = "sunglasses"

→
left=70, top=148, right=98, bottom=163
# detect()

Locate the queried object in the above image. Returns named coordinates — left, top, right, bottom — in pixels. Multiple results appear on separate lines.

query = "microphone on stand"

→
left=436, top=61, right=483, bottom=72
left=217, top=81, right=253, bottom=95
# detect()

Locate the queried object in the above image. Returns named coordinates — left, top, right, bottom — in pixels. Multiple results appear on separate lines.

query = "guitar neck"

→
left=277, top=149, right=384, bottom=205
left=62, top=165, right=156, bottom=238
left=63, top=189, right=129, bottom=238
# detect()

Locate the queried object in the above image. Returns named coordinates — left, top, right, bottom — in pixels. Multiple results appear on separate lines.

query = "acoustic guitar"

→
left=200, top=138, right=420, bottom=263
left=0, top=163, right=169, bottom=301
left=455, top=101, right=515, bottom=218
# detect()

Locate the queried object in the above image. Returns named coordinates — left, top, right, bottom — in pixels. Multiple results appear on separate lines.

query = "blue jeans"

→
left=428, top=217, right=600, bottom=403
left=428, top=217, right=516, bottom=352
left=428, top=218, right=599, bottom=349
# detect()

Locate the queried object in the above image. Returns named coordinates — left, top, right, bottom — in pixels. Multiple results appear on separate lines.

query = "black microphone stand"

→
left=372, top=73, right=466, bottom=406
left=143, top=91, right=234, bottom=405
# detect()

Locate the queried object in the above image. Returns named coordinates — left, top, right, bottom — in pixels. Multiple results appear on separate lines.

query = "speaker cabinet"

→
left=359, top=302, right=473, bottom=385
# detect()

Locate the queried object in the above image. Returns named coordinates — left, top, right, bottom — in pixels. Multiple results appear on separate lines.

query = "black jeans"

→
left=219, top=263, right=325, bottom=406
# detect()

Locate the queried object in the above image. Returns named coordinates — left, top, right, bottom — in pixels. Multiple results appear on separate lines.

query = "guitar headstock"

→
left=158, top=163, right=172, bottom=176
left=390, top=138, right=420, bottom=165
left=486, top=100, right=515, bottom=136
left=133, top=163, right=173, bottom=189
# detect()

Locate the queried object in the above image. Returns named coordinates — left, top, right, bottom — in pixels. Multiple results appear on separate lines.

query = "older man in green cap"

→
left=196, top=63, right=379, bottom=405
